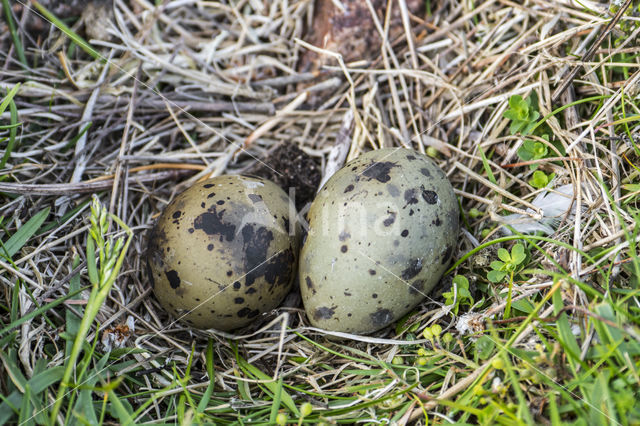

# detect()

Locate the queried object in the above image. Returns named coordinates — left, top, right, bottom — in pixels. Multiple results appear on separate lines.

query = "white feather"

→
left=497, top=184, right=576, bottom=234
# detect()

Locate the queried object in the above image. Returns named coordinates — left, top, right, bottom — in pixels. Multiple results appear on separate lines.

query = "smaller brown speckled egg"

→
left=146, top=175, right=299, bottom=330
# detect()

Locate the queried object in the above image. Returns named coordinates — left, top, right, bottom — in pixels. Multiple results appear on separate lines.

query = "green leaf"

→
left=497, top=248, right=511, bottom=263
left=529, top=170, right=551, bottom=189
left=452, top=275, right=469, bottom=290
left=475, top=336, right=495, bottom=359
left=487, top=270, right=506, bottom=283
left=511, top=244, right=526, bottom=265
left=0, top=207, right=50, bottom=259
left=510, top=298, right=534, bottom=314
left=107, top=391, right=135, bottom=426
left=490, top=260, right=505, bottom=270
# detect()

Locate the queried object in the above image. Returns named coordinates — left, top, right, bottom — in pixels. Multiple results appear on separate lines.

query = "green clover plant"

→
left=487, top=243, right=527, bottom=319
left=517, top=138, right=547, bottom=169
left=442, top=275, right=474, bottom=315
left=529, top=170, right=555, bottom=189
left=503, top=94, right=540, bottom=135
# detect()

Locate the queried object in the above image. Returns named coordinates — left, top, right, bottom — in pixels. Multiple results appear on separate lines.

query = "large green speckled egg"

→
left=299, top=148, right=459, bottom=334
left=147, top=175, right=299, bottom=331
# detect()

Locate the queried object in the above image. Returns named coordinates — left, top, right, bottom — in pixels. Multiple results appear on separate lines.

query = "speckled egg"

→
left=299, top=148, right=459, bottom=334
left=146, top=175, right=299, bottom=330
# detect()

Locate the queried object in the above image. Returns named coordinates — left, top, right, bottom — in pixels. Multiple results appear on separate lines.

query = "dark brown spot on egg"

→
left=188, top=228, right=194, bottom=233
left=237, top=307, right=259, bottom=318
left=172, top=211, right=181, bottom=219
left=404, top=189, right=419, bottom=205
left=401, top=229, right=409, bottom=237
left=370, top=309, right=394, bottom=328
left=422, top=190, right=438, bottom=204
left=165, top=270, right=180, bottom=289
left=245, top=287, right=257, bottom=294
left=383, top=211, right=396, bottom=227
left=233, top=281, right=241, bottom=289
left=234, top=297, right=245, bottom=304
left=203, top=183, right=215, bottom=188
left=305, top=276, right=314, bottom=290
left=401, top=258, right=423, bottom=280
left=341, top=245, right=348, bottom=253
left=207, top=244, right=214, bottom=251
left=313, top=306, right=335, bottom=320
left=420, top=168, right=431, bottom=177
left=369, top=269, right=376, bottom=275
left=387, top=184, right=400, bottom=197
left=344, top=184, right=355, bottom=193
left=194, top=206, right=236, bottom=242
left=362, top=161, right=397, bottom=183
left=216, top=200, right=225, bottom=205
left=372, top=293, right=378, bottom=299
left=339, top=231, right=351, bottom=241
left=406, top=155, right=416, bottom=161
left=409, top=279, right=425, bottom=295
left=227, top=270, right=233, bottom=276
left=207, top=192, right=216, bottom=198
left=433, top=217, right=441, bottom=226
left=248, top=194, right=262, bottom=203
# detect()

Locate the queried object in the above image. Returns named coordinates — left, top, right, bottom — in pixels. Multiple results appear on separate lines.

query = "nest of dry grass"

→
left=1, top=0, right=639, bottom=423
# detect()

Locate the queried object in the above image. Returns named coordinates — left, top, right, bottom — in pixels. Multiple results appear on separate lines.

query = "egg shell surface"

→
left=299, top=148, right=459, bottom=334
left=147, top=175, right=299, bottom=330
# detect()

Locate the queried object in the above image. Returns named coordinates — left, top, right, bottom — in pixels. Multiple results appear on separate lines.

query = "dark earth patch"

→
left=246, top=143, right=321, bottom=210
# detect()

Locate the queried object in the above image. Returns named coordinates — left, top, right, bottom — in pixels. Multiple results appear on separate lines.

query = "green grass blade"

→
left=17, top=383, right=33, bottom=426
left=107, top=391, right=135, bottom=426
left=1, top=0, right=28, bottom=69
left=65, top=256, right=83, bottom=359
left=269, top=377, right=284, bottom=423
left=0, top=207, right=50, bottom=259
left=0, top=88, right=19, bottom=169
left=0, top=83, right=20, bottom=115
left=0, top=285, right=87, bottom=336
left=30, top=0, right=103, bottom=62
left=196, top=339, right=216, bottom=415
left=235, top=351, right=300, bottom=417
